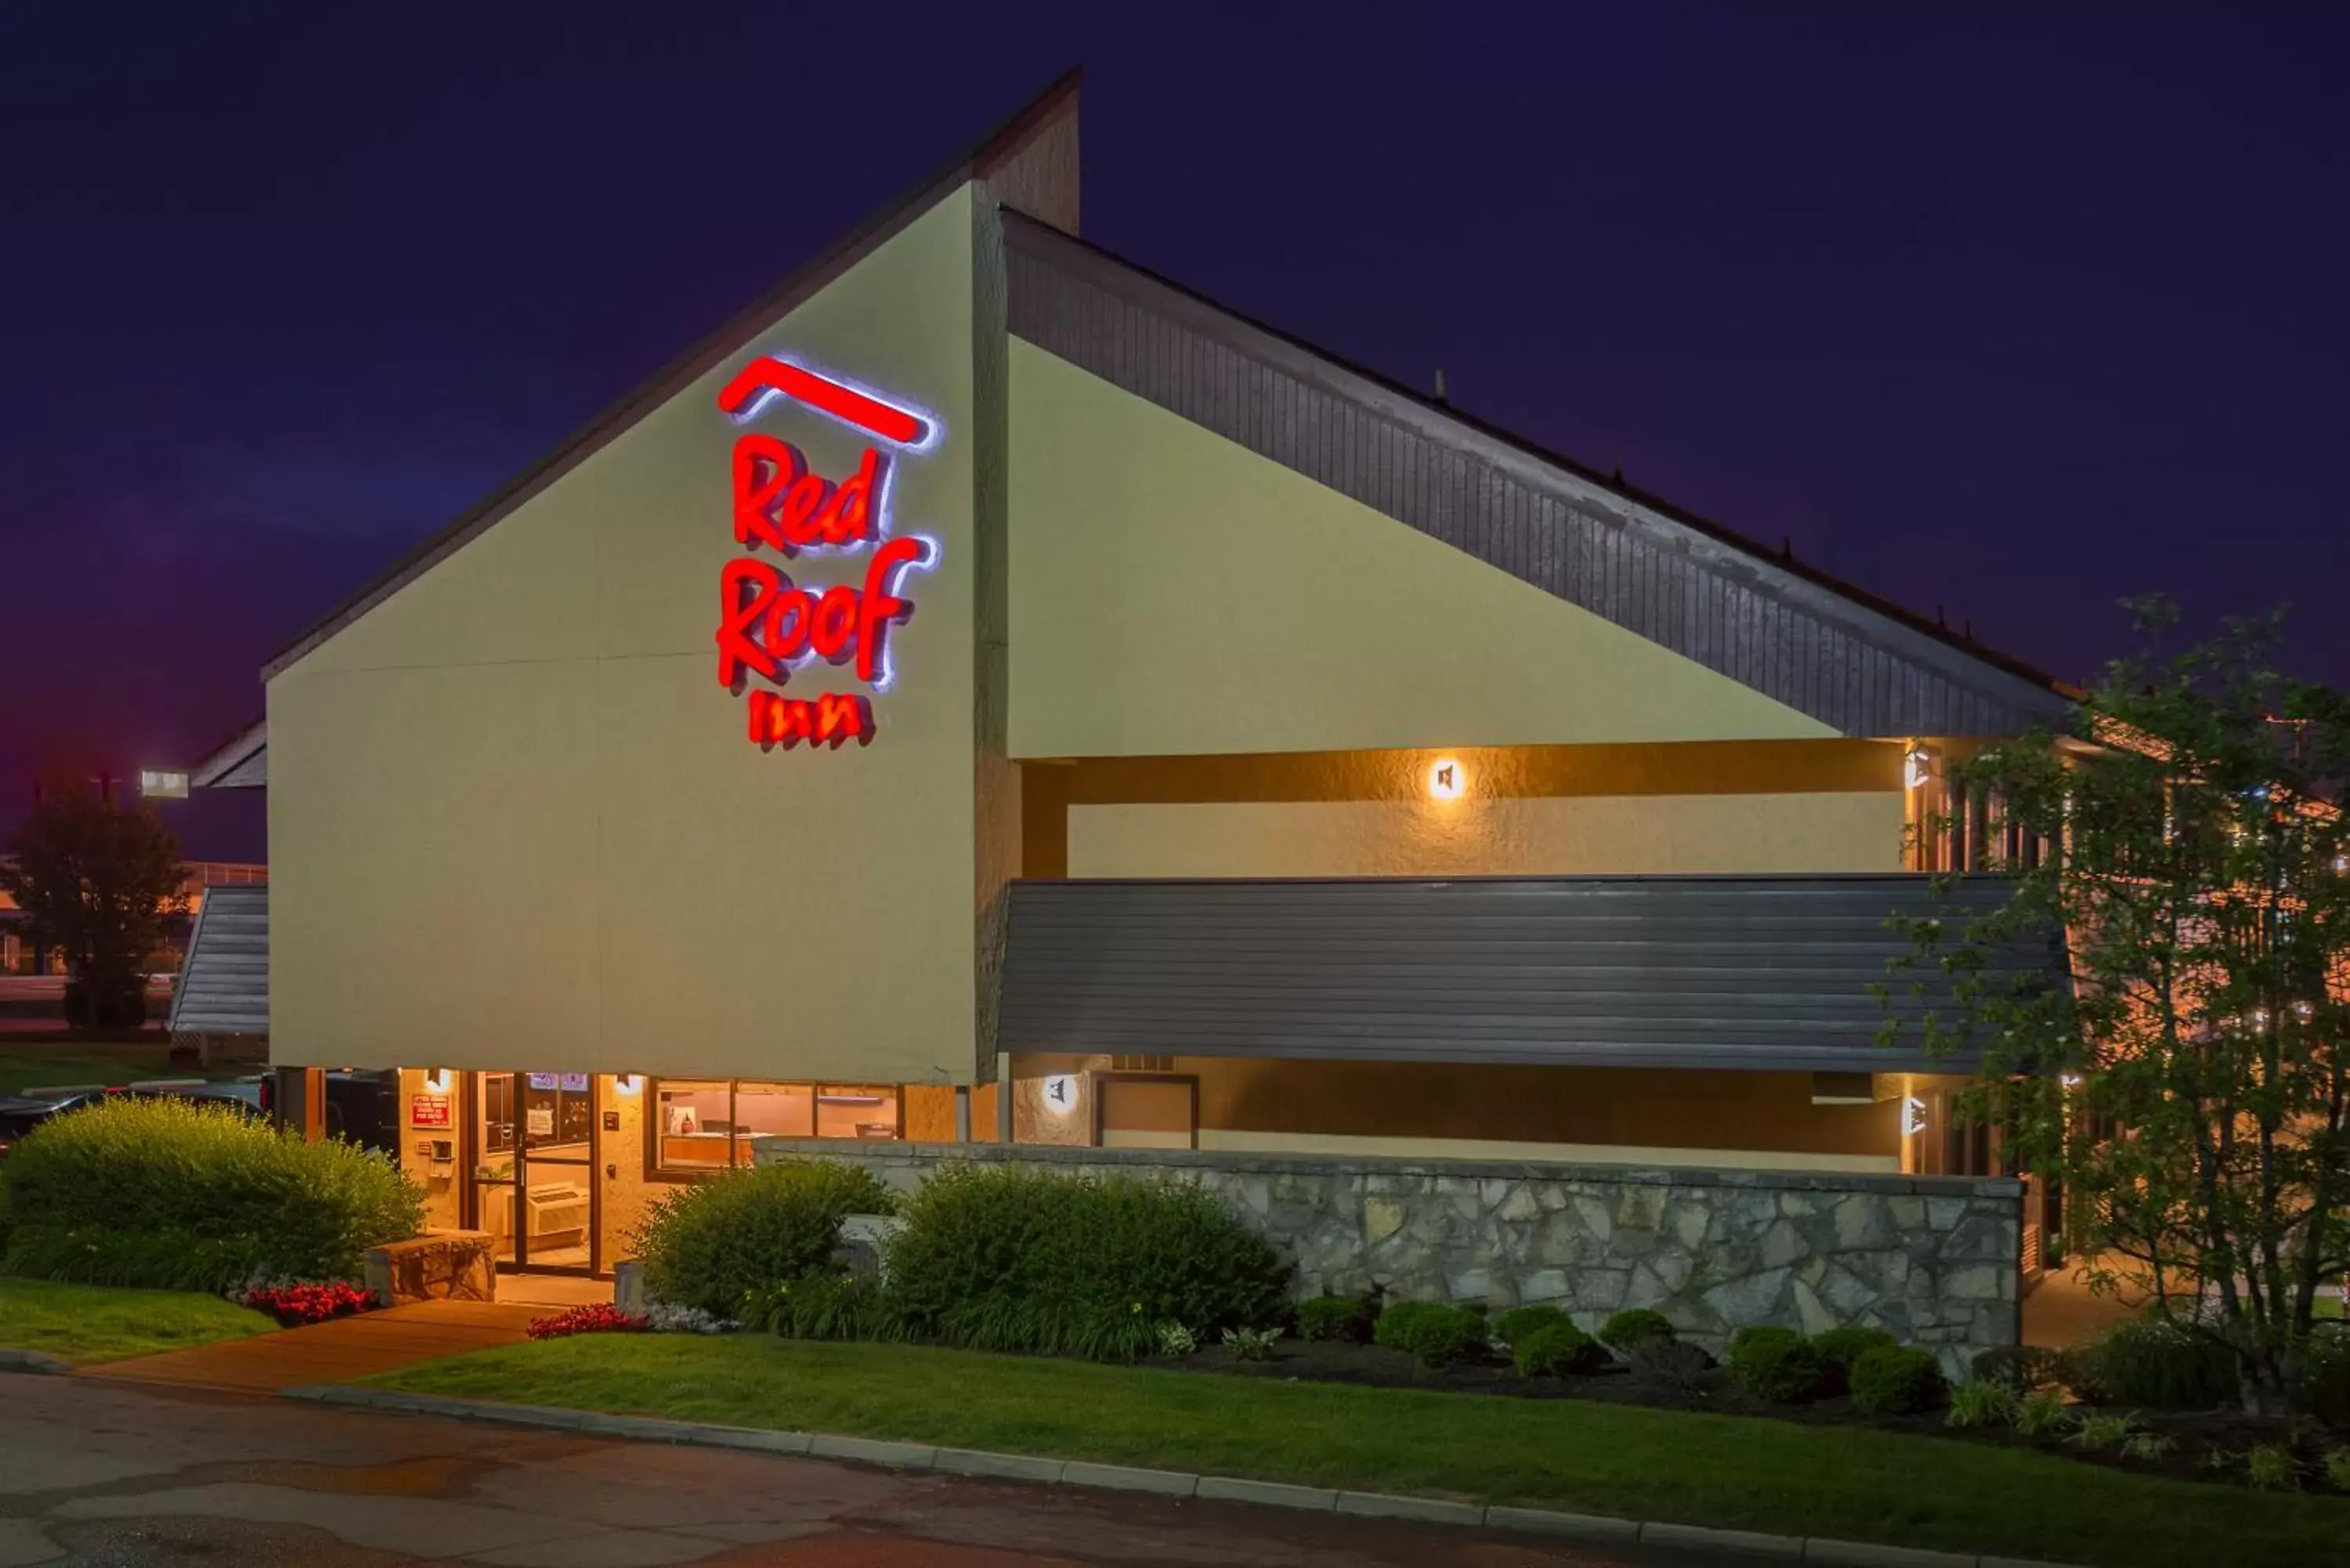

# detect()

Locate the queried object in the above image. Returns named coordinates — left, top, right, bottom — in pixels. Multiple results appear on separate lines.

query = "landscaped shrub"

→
left=1944, top=1379, right=2023, bottom=1429
left=1372, top=1299, right=1488, bottom=1367
left=741, top=1271, right=891, bottom=1340
left=1513, top=1321, right=1600, bottom=1376
left=1726, top=1325, right=1827, bottom=1402
left=2015, top=1389, right=2073, bottom=1436
left=2244, top=1443, right=2300, bottom=1492
left=1493, top=1304, right=1567, bottom=1346
left=1969, top=1342, right=2072, bottom=1392
left=1296, top=1295, right=1372, bottom=1342
left=2074, top=1318, right=2240, bottom=1410
left=527, top=1303, right=649, bottom=1340
left=1223, top=1325, right=1282, bottom=1360
left=2324, top=1447, right=2350, bottom=1494
left=2299, top=1325, right=2350, bottom=1425
left=1597, top=1308, right=1675, bottom=1353
left=1810, top=1325, right=1899, bottom=1375
left=632, top=1160, right=895, bottom=1317
left=237, top=1281, right=379, bottom=1327
left=0, top=1097, right=421, bottom=1292
left=884, top=1164, right=1289, bottom=1360
left=1849, top=1345, right=1948, bottom=1414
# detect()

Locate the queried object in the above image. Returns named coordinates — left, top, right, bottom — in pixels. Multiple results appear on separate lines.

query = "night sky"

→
left=5, top=5, right=2344, bottom=860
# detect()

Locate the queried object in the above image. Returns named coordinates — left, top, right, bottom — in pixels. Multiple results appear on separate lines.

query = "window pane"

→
left=815, top=1084, right=898, bottom=1140
left=734, top=1082, right=815, bottom=1141
left=654, top=1080, right=732, bottom=1169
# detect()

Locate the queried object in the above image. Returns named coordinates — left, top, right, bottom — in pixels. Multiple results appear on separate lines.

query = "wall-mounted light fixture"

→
left=613, top=1075, right=643, bottom=1096
left=1904, top=746, right=1933, bottom=791
left=422, top=1068, right=454, bottom=1094
left=1901, top=1096, right=1929, bottom=1136
left=1426, top=758, right=1466, bottom=800
left=139, top=768, right=190, bottom=800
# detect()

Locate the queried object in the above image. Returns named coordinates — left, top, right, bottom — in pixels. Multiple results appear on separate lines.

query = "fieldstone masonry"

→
left=756, top=1140, right=2024, bottom=1371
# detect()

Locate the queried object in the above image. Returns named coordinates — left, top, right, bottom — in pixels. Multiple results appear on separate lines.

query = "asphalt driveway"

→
left=0, top=1373, right=1743, bottom=1567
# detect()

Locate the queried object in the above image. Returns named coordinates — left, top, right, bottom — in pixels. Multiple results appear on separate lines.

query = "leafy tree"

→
left=0, top=778, right=186, bottom=1029
left=1884, top=602, right=2349, bottom=1415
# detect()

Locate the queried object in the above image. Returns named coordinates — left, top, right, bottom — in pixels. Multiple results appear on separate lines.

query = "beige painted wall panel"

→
left=1067, top=791, right=1907, bottom=879
left=1008, top=343, right=1835, bottom=758
left=271, top=189, right=984, bottom=1081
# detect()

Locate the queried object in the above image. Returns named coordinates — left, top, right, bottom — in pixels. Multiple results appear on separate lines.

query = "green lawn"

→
left=0, top=1045, right=186, bottom=1094
left=0, top=1277, right=277, bottom=1364
left=370, top=1335, right=2350, bottom=1568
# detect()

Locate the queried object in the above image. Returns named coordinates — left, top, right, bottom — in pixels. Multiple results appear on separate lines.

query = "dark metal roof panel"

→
left=1003, top=213, right=2075, bottom=741
left=1000, top=874, right=2052, bottom=1072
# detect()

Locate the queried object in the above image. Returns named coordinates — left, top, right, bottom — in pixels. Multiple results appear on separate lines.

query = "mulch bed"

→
left=1158, top=1337, right=2345, bottom=1493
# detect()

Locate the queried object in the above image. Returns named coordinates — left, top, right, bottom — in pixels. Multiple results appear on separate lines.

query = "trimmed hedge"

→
left=632, top=1161, right=896, bottom=1317
left=0, top=1096, right=421, bottom=1291
left=1493, top=1304, right=1568, bottom=1347
left=1373, top=1299, right=1489, bottom=1367
left=884, top=1164, right=1289, bottom=1360
left=1513, top=1321, right=1601, bottom=1376
left=1849, top=1345, right=1949, bottom=1414
left=1598, top=1308, right=1675, bottom=1352
left=1811, top=1324, right=1900, bottom=1393
left=1296, top=1295, right=1373, bottom=1342
left=1727, top=1325, right=1828, bottom=1402
left=2074, top=1318, right=2240, bottom=1411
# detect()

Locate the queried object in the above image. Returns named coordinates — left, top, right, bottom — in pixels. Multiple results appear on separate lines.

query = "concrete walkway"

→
left=81, top=1300, right=540, bottom=1394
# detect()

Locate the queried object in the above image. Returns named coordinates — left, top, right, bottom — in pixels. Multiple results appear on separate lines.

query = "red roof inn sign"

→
left=713, top=356, right=940, bottom=750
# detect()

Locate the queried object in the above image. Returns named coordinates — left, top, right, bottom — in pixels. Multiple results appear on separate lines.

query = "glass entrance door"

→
left=516, top=1073, right=596, bottom=1273
left=468, top=1071, right=598, bottom=1274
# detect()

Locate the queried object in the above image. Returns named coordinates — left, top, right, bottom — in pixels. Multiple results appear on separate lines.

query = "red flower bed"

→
left=527, top=1303, right=649, bottom=1340
left=243, top=1281, right=379, bottom=1327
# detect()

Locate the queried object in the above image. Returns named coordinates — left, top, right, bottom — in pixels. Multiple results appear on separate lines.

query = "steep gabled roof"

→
left=261, top=68, right=1083, bottom=682
left=1003, top=211, right=2076, bottom=740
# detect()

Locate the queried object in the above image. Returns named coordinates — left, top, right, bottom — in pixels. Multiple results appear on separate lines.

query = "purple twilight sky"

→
left=3, top=3, right=2345, bottom=859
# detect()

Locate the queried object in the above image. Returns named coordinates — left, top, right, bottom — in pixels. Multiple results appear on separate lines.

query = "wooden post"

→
left=303, top=1068, right=327, bottom=1142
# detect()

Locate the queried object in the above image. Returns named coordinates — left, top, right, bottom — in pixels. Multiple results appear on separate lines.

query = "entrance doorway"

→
left=468, top=1071, right=598, bottom=1274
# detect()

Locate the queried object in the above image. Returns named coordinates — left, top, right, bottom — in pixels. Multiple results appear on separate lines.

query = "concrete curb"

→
left=279, top=1386, right=2086, bottom=1568
left=0, top=1349, right=74, bottom=1375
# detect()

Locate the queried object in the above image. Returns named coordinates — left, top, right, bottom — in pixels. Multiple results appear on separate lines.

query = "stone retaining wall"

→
left=753, top=1140, right=2023, bottom=1368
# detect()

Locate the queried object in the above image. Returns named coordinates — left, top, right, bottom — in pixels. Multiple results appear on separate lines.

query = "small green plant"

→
left=1493, top=1304, right=1567, bottom=1347
left=2068, top=1411, right=2142, bottom=1452
left=1222, top=1325, right=1282, bottom=1361
left=1810, top=1325, right=1899, bottom=1378
left=1848, top=1346, right=1947, bottom=1415
left=1726, top=1326, right=1827, bottom=1403
left=1155, top=1321, right=1197, bottom=1357
left=2323, top=1447, right=2350, bottom=1493
left=2243, top=1443, right=2300, bottom=1492
left=1294, top=1295, right=1372, bottom=1343
left=2120, top=1431, right=2178, bottom=1465
left=1597, top=1308, right=1676, bottom=1353
left=1944, top=1379, right=2024, bottom=1429
left=2199, top=1445, right=2238, bottom=1474
left=1512, top=1321, right=1600, bottom=1377
left=739, top=1272, right=890, bottom=1341
left=1372, top=1300, right=1488, bottom=1367
left=1969, top=1343, right=2070, bottom=1393
left=2015, top=1390, right=2073, bottom=1436
left=2075, top=1317, right=2240, bottom=1411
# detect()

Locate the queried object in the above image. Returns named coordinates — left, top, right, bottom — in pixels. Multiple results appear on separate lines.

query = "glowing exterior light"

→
left=1904, top=746, right=1932, bottom=790
left=1901, top=1096, right=1929, bottom=1136
left=2060, top=1074, right=2084, bottom=1089
left=1427, top=759, right=1466, bottom=800
left=2294, top=1002, right=2315, bottom=1024
left=614, top=1075, right=642, bottom=1096
left=718, top=356, right=934, bottom=448
left=139, top=768, right=190, bottom=800
left=422, top=1068, right=454, bottom=1094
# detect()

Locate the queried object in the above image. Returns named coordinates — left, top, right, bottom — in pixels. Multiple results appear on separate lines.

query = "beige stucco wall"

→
left=1007, top=342, right=1837, bottom=759
left=271, top=188, right=984, bottom=1082
left=1068, top=790, right=1905, bottom=878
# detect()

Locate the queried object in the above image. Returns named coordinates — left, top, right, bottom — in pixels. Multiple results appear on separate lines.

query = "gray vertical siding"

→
left=1004, top=213, right=2073, bottom=741
left=168, top=883, right=269, bottom=1037
left=1000, top=874, right=2053, bottom=1072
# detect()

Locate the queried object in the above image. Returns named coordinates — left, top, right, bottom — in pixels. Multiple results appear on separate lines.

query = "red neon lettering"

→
left=747, top=691, right=875, bottom=750
left=716, top=558, right=784, bottom=688
left=855, top=535, right=924, bottom=683
left=732, top=439, right=888, bottom=555
left=717, top=356, right=930, bottom=447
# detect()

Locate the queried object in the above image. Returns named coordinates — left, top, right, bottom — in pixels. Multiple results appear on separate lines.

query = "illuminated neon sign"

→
left=713, top=356, right=938, bottom=750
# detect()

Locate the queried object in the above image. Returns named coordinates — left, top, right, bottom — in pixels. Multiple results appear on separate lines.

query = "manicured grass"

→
left=0, top=1045, right=186, bottom=1093
left=371, top=1335, right=2350, bottom=1568
left=0, top=1277, right=277, bottom=1364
